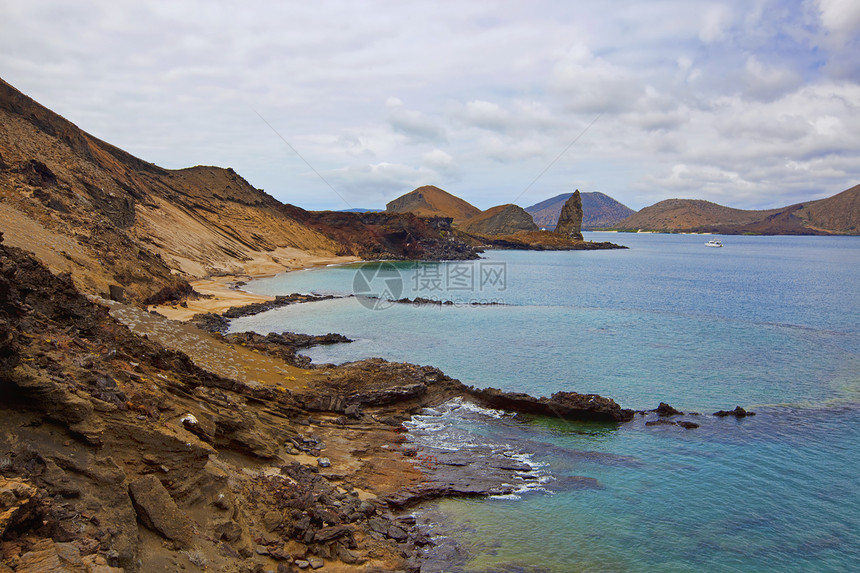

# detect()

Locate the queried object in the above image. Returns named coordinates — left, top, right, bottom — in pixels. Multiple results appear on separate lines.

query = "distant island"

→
left=611, top=189, right=860, bottom=235
left=525, top=192, right=636, bottom=231
left=385, top=185, right=624, bottom=250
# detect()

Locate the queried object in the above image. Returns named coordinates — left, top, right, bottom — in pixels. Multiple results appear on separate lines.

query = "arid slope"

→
left=0, top=78, right=476, bottom=304
left=385, top=185, right=481, bottom=222
left=616, top=185, right=860, bottom=235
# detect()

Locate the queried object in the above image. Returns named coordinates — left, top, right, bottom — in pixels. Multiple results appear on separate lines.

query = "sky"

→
left=1, top=0, right=858, bottom=212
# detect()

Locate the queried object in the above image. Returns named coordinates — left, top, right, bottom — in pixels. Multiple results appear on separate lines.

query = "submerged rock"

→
left=645, top=419, right=699, bottom=429
left=714, top=406, right=756, bottom=418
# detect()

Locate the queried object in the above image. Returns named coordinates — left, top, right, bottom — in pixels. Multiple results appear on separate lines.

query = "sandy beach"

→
left=151, top=250, right=361, bottom=321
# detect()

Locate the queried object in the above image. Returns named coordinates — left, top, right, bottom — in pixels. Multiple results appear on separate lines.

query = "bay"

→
left=230, top=233, right=860, bottom=572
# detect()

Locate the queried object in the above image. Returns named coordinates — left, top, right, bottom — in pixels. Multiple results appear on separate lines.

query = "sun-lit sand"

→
left=150, top=250, right=360, bottom=321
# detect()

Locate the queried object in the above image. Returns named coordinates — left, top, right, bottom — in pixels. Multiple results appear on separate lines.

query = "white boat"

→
left=705, top=238, right=723, bottom=248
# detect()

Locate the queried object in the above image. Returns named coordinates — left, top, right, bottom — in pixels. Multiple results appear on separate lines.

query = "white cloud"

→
left=0, top=0, right=857, bottom=212
left=742, top=56, right=803, bottom=101
left=385, top=98, right=446, bottom=142
left=422, top=149, right=455, bottom=171
left=550, top=45, right=643, bottom=114
left=699, top=5, right=734, bottom=43
left=818, top=0, right=860, bottom=37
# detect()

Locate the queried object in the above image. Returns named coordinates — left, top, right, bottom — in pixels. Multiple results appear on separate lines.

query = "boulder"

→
left=655, top=402, right=683, bottom=416
left=0, top=477, right=43, bottom=537
left=127, top=475, right=193, bottom=547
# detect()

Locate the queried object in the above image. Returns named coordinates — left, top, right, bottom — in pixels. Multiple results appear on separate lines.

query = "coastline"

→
left=4, top=235, right=811, bottom=573
left=149, top=252, right=361, bottom=321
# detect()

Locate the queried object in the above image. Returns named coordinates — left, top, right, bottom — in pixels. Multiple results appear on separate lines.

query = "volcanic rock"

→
left=655, top=402, right=683, bottom=416
left=458, top=204, right=539, bottom=236
left=128, top=475, right=193, bottom=547
left=471, top=387, right=634, bottom=423
left=713, top=406, right=755, bottom=418
left=554, top=190, right=584, bottom=240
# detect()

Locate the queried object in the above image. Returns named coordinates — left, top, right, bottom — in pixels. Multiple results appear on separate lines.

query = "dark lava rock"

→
left=222, top=293, right=338, bottom=319
left=654, top=402, right=683, bottom=416
left=714, top=406, right=755, bottom=418
left=190, top=312, right=231, bottom=334
left=471, top=388, right=634, bottom=423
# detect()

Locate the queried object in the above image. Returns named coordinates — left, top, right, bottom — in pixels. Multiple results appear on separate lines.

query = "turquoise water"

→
left=232, top=233, right=860, bottom=572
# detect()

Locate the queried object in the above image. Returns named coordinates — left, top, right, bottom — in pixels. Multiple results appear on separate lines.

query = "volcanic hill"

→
left=385, top=185, right=481, bottom=222
left=616, top=185, right=860, bottom=235
left=0, top=78, right=477, bottom=304
left=526, top=191, right=636, bottom=230
left=457, top=204, right=538, bottom=236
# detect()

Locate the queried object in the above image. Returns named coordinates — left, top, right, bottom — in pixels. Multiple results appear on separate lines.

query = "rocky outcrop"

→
left=221, top=293, right=340, bottom=319
left=0, top=478, right=44, bottom=538
left=714, top=406, right=756, bottom=418
left=554, top=190, right=584, bottom=240
left=654, top=402, right=683, bottom=416
left=526, top=191, right=636, bottom=230
left=128, top=476, right=194, bottom=547
left=471, top=388, right=634, bottom=423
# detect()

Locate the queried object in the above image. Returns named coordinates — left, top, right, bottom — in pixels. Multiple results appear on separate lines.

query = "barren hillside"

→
left=458, top=204, right=538, bottom=236
left=0, top=78, right=477, bottom=304
left=385, top=185, right=481, bottom=222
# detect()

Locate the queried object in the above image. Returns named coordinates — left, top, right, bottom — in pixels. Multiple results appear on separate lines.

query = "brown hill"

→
left=457, top=203, right=538, bottom=236
left=386, top=185, right=481, bottom=222
left=799, top=183, right=860, bottom=234
left=616, top=186, right=860, bottom=235
left=0, top=78, right=477, bottom=303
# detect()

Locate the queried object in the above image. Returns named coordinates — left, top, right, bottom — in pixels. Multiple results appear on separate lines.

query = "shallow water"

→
left=232, top=233, right=860, bottom=571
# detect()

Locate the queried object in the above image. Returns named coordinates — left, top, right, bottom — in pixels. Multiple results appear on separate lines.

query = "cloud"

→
left=385, top=98, right=446, bottom=142
left=817, top=0, right=860, bottom=38
left=323, top=161, right=445, bottom=206
left=742, top=56, right=803, bottom=101
left=550, top=45, right=643, bottom=114
left=422, top=149, right=455, bottom=172
left=0, top=0, right=857, bottom=212
left=459, top=100, right=511, bottom=132
left=699, top=4, right=734, bottom=43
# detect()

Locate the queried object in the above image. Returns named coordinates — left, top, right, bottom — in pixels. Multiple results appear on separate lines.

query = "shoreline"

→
left=142, top=249, right=757, bottom=572
left=149, top=252, right=361, bottom=321
left=2, top=235, right=770, bottom=573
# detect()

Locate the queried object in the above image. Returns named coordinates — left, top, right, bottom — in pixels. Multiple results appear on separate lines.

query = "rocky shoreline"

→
left=0, top=234, right=756, bottom=572
left=0, top=234, right=640, bottom=573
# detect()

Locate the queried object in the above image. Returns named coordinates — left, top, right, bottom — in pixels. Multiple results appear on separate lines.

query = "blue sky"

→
left=1, top=0, right=858, bottom=211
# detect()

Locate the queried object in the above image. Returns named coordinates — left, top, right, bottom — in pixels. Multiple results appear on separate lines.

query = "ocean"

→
left=230, top=233, right=860, bottom=572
